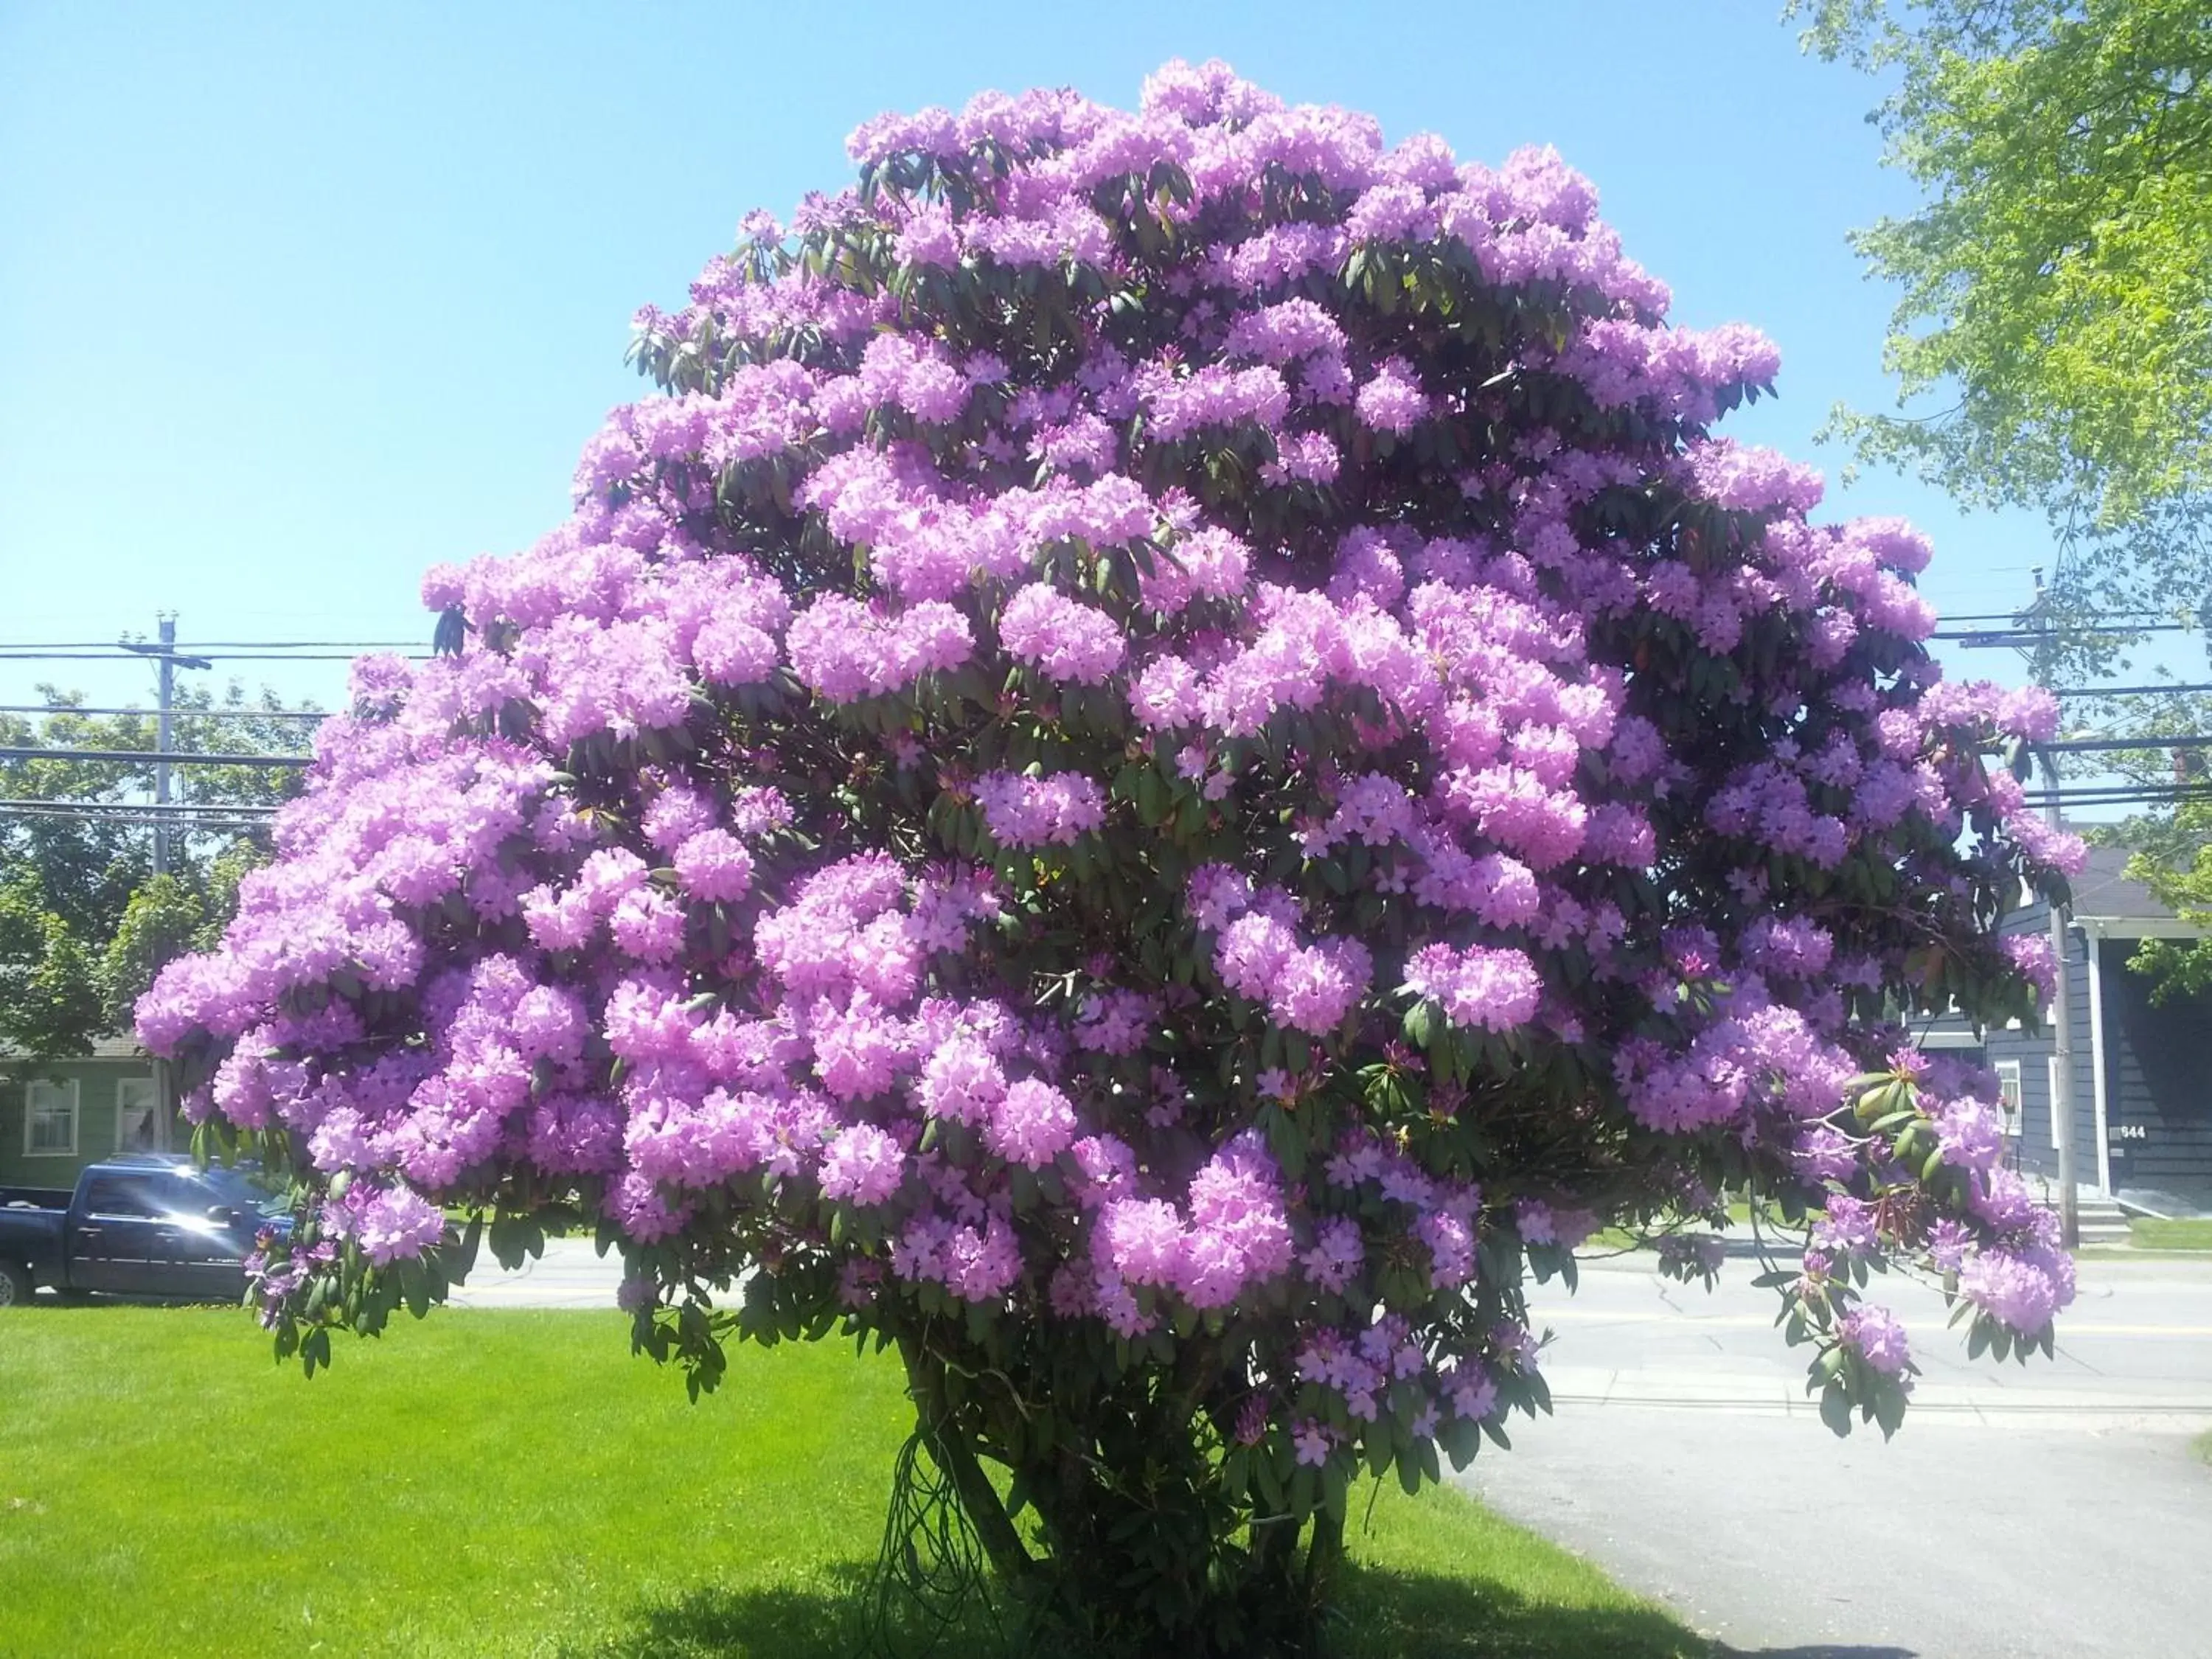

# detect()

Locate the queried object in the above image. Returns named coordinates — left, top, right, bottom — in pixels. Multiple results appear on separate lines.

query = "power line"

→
left=190, top=653, right=433, bottom=661
left=141, top=640, right=421, bottom=650
left=0, top=641, right=201, bottom=653
left=0, top=799, right=279, bottom=817
left=1938, top=610, right=2172, bottom=625
left=2039, top=734, right=2212, bottom=755
left=0, top=651, right=431, bottom=663
left=0, top=812, right=276, bottom=832
left=1938, top=623, right=2199, bottom=644
left=0, top=804, right=278, bottom=819
left=2052, top=684, right=2212, bottom=698
left=0, top=747, right=311, bottom=768
left=0, top=639, right=422, bottom=651
left=2020, top=787, right=2212, bottom=806
left=0, top=705, right=329, bottom=720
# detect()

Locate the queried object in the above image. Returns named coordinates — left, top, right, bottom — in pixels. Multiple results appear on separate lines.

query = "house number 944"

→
left=2115, top=1124, right=2149, bottom=1141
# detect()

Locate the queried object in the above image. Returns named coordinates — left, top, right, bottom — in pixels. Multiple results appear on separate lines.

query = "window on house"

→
left=116, top=1076, right=160, bottom=1153
left=24, top=1079, right=79, bottom=1157
left=1994, top=1061, right=2023, bottom=1138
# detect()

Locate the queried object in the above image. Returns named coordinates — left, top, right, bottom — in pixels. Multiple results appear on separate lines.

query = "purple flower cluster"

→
left=140, top=60, right=2079, bottom=1504
left=1401, top=943, right=1543, bottom=1033
left=973, top=771, right=1107, bottom=847
left=1958, top=1240, right=2076, bottom=1337
left=1838, top=1305, right=1913, bottom=1379
left=999, top=584, right=1125, bottom=684
left=1189, top=872, right=1373, bottom=1036
left=323, top=1181, right=445, bottom=1267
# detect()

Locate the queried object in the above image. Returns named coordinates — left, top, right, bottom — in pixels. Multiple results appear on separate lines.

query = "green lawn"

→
left=0, top=1307, right=1708, bottom=1659
left=2128, top=1217, right=2212, bottom=1252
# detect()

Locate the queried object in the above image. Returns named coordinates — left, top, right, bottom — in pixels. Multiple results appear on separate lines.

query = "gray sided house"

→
left=0, top=1037, right=176, bottom=1190
left=1919, top=845, right=2212, bottom=1217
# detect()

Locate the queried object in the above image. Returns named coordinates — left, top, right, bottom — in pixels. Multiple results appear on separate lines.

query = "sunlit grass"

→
left=2127, top=1217, right=2212, bottom=1252
left=0, top=1307, right=1708, bottom=1658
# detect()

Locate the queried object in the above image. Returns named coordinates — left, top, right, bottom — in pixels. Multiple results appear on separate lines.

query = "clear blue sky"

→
left=0, top=0, right=2055, bottom=716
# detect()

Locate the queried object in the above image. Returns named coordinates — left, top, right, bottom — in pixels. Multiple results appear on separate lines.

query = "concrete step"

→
left=2032, top=1192, right=2133, bottom=1247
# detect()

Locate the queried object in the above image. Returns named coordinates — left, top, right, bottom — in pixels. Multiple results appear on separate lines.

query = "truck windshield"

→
left=195, top=1166, right=291, bottom=1218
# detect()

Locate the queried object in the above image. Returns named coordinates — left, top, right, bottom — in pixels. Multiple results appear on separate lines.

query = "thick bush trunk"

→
left=895, top=1338, right=1337, bottom=1657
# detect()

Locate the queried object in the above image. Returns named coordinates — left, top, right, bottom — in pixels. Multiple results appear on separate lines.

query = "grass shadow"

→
left=1335, top=1561, right=1921, bottom=1658
left=1330, top=1559, right=1711, bottom=1658
left=557, top=1562, right=1009, bottom=1659
left=560, top=1559, right=1916, bottom=1659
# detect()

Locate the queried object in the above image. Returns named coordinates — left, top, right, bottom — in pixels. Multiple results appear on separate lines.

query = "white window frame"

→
left=1994, top=1060, right=2023, bottom=1139
left=24, top=1078, right=80, bottom=1158
left=115, top=1074, right=161, bottom=1154
left=2048, top=1055, right=2065, bottom=1152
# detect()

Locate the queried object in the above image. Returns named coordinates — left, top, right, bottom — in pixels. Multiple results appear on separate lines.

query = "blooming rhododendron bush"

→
left=142, top=60, right=2084, bottom=1653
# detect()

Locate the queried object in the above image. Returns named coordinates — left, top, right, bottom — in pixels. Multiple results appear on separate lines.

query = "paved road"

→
left=1459, top=1250, right=2212, bottom=1659
left=445, top=1237, right=2212, bottom=1657
left=447, top=1234, right=628, bottom=1308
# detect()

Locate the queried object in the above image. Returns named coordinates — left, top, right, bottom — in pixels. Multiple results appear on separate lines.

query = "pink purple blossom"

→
left=136, top=61, right=2076, bottom=1500
left=1839, top=1305, right=1912, bottom=1377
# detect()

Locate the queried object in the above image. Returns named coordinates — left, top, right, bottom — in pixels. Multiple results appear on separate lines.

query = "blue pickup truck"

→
left=0, top=1155, right=288, bottom=1306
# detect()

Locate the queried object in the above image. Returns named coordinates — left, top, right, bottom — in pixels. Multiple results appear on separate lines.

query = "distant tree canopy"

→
left=1796, top=1, right=2212, bottom=994
left=2112, top=797, right=2212, bottom=998
left=1792, top=0, right=2212, bottom=653
left=0, top=688, right=307, bottom=1067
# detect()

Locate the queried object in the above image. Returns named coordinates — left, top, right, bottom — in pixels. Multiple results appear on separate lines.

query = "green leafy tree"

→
left=2110, top=793, right=2212, bottom=995
left=0, top=686, right=309, bottom=1069
left=1796, top=2, right=2212, bottom=995
left=1792, top=0, right=2212, bottom=639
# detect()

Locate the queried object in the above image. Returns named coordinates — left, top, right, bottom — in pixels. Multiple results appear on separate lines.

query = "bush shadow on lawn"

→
left=556, top=1557, right=1914, bottom=1659
left=554, top=1563, right=989, bottom=1659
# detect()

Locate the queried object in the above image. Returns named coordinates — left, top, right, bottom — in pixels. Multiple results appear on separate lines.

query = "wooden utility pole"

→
left=117, top=613, right=209, bottom=1150
left=119, top=614, right=208, bottom=874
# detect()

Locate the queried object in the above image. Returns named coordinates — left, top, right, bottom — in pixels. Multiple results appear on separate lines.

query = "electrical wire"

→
left=0, top=651, right=430, bottom=662
left=1936, top=622, right=2198, bottom=642
left=0, top=705, right=329, bottom=720
left=2017, top=796, right=2212, bottom=814
left=0, top=639, right=421, bottom=651
left=2052, top=684, right=2212, bottom=698
left=0, top=748, right=310, bottom=768
left=0, top=798, right=279, bottom=814
left=1935, top=610, right=2173, bottom=625
left=2037, top=735, right=2212, bottom=754
left=131, top=640, right=421, bottom=650
left=0, top=807, right=276, bottom=829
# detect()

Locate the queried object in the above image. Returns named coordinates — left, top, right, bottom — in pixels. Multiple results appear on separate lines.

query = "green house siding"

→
left=0, top=1059, right=170, bottom=1187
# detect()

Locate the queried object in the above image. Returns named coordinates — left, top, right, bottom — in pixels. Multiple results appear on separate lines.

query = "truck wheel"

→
left=0, top=1261, right=32, bottom=1307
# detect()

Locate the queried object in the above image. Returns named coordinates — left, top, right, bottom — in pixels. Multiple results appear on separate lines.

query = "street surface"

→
left=445, top=1235, right=2212, bottom=1658
left=1465, top=1248, right=2212, bottom=1659
left=446, top=1234, right=627, bottom=1308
